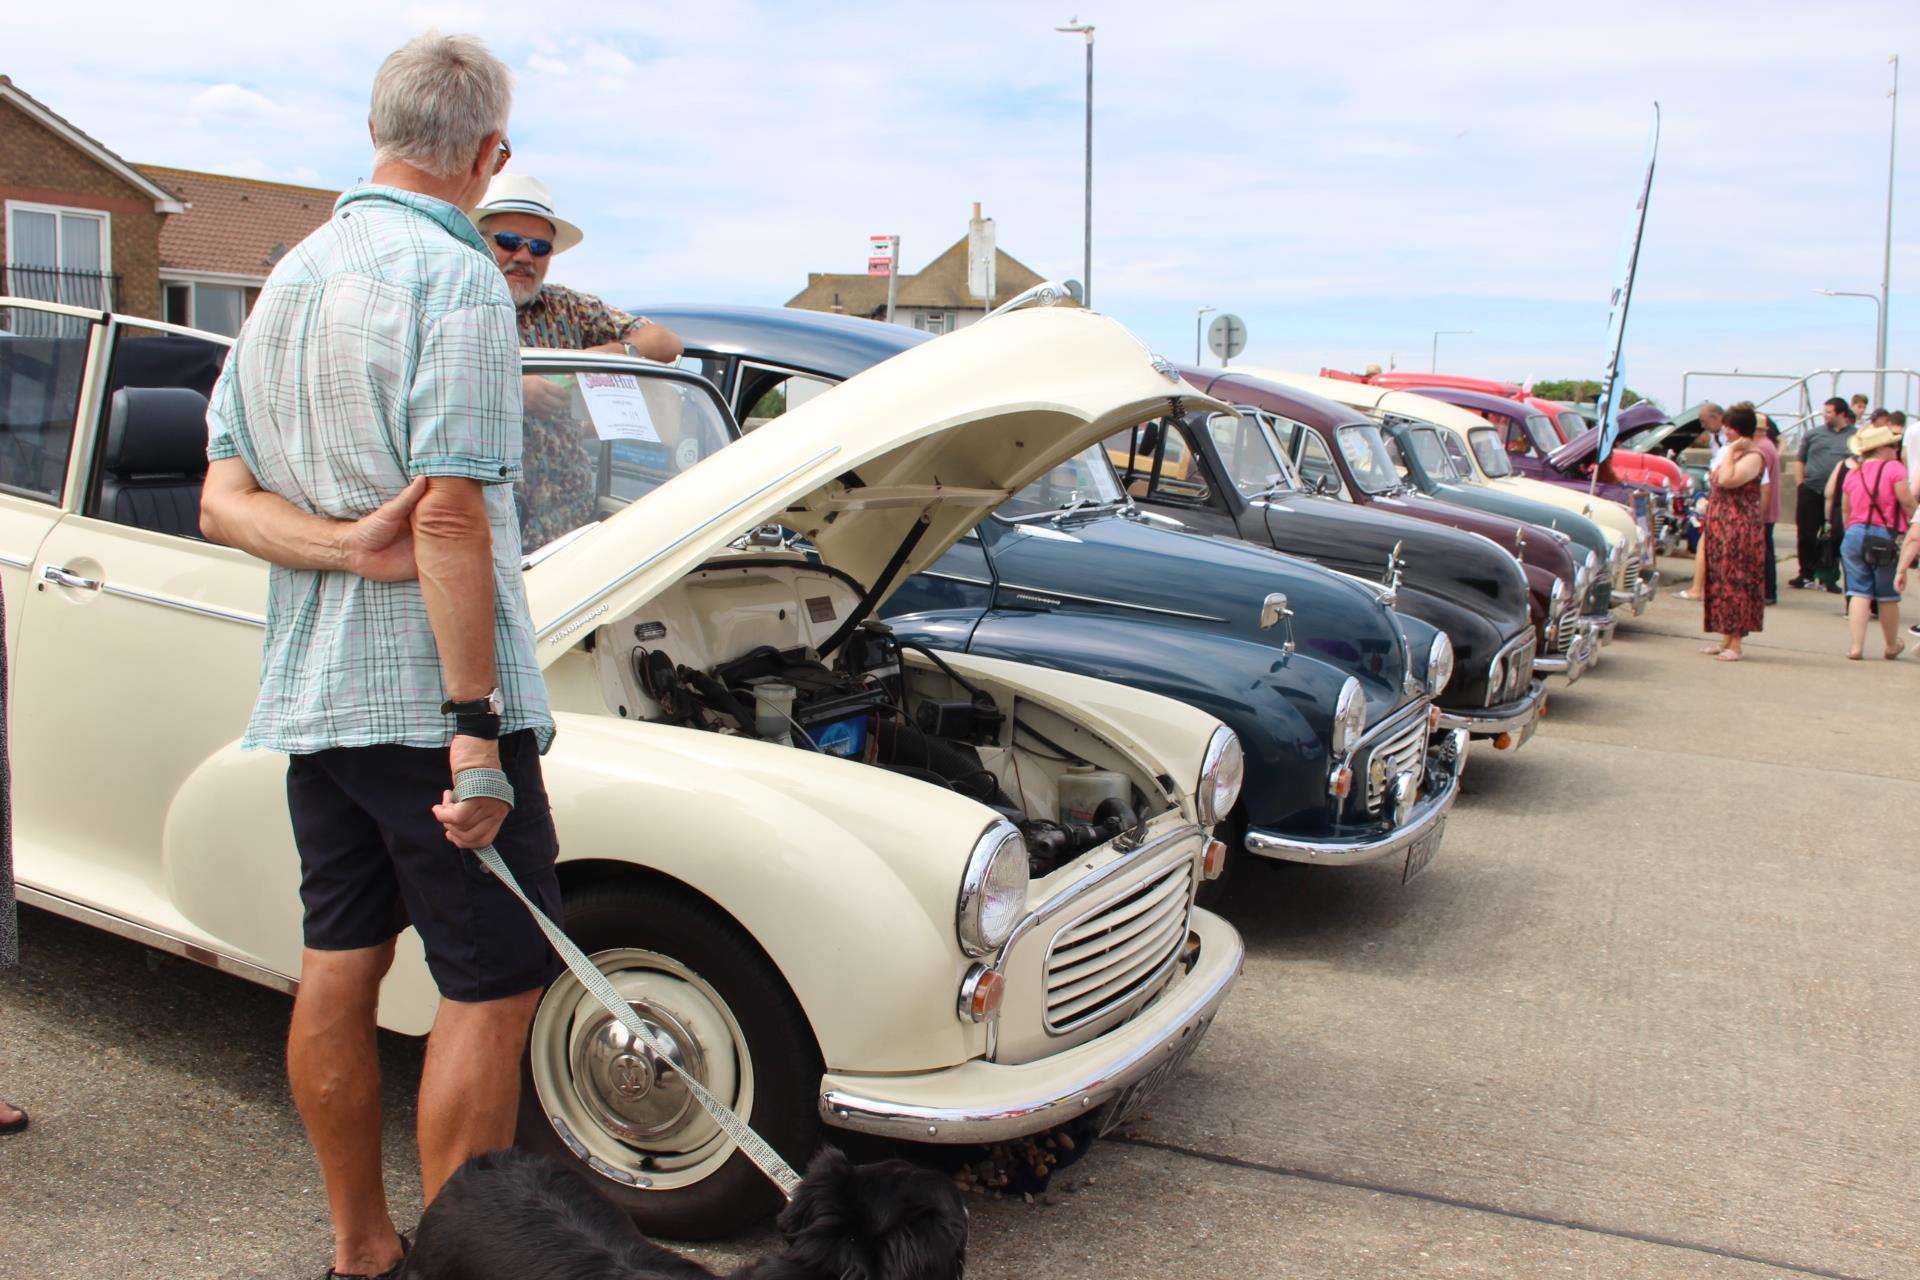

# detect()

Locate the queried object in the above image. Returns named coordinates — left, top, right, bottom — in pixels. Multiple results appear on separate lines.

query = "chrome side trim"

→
left=0, top=550, right=32, bottom=569
left=16, top=883, right=299, bottom=995
left=99, top=582, right=265, bottom=627
left=918, top=570, right=994, bottom=588
left=995, top=582, right=1226, bottom=624
left=1243, top=729, right=1464, bottom=866
left=536, top=447, right=840, bottom=647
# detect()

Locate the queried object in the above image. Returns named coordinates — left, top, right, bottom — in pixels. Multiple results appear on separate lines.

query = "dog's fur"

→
left=404, top=1146, right=967, bottom=1280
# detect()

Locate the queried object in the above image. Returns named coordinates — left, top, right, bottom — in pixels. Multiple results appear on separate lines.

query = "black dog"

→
left=405, top=1146, right=967, bottom=1280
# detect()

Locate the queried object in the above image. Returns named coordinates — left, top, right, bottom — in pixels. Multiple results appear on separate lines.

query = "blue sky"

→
left=6, top=0, right=1918, bottom=412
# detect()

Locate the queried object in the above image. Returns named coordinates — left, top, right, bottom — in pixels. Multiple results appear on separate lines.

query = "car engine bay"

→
left=593, top=560, right=1167, bottom=875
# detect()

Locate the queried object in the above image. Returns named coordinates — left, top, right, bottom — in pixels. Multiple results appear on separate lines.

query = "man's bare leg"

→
left=289, top=942, right=403, bottom=1277
left=416, top=987, right=542, bottom=1202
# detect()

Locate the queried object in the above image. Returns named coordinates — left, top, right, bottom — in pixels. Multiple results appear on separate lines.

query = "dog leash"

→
left=452, top=767, right=805, bottom=1201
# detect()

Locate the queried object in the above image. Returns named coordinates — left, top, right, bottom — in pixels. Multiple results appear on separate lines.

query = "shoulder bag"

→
left=1858, top=461, right=1900, bottom=569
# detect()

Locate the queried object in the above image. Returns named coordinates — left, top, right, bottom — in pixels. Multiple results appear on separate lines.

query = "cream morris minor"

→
left=0, top=298, right=1245, bottom=1236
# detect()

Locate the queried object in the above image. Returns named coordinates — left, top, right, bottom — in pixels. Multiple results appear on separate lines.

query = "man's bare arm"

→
left=201, top=458, right=424, bottom=580
left=584, top=321, right=684, bottom=362
left=413, top=477, right=498, bottom=704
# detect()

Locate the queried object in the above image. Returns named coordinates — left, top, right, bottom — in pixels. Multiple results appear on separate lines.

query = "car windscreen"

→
left=517, top=364, right=736, bottom=555
left=1335, top=423, right=1404, bottom=495
left=1000, top=444, right=1127, bottom=520
left=1555, top=411, right=1586, bottom=443
left=1210, top=410, right=1294, bottom=497
left=1470, top=428, right=1513, bottom=477
left=1524, top=413, right=1562, bottom=454
left=1436, top=428, right=1477, bottom=479
left=1405, top=426, right=1461, bottom=481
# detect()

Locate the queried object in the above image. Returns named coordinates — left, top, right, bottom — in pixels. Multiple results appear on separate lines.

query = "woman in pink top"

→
left=1753, top=415, right=1783, bottom=603
left=1825, top=422, right=1915, bottom=659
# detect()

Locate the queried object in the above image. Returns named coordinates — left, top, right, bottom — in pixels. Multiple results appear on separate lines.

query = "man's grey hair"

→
left=370, top=32, right=512, bottom=179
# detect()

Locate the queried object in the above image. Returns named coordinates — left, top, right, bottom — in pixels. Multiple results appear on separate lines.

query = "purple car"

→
left=1399, top=386, right=1676, bottom=553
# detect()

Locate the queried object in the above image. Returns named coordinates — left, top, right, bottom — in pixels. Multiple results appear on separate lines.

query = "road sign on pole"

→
left=869, top=234, right=901, bottom=323
left=1207, top=312, right=1247, bottom=364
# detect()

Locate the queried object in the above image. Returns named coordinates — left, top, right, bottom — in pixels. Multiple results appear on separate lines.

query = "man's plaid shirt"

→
left=206, top=185, right=555, bottom=755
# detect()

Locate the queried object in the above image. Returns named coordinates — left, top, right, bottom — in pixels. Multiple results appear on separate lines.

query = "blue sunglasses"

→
left=491, top=231, right=553, bottom=258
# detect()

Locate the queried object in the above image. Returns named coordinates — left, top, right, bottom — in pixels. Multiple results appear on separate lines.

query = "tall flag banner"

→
left=1594, top=103, right=1661, bottom=478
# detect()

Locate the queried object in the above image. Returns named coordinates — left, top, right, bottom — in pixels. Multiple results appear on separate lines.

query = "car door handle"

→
left=41, top=564, right=101, bottom=591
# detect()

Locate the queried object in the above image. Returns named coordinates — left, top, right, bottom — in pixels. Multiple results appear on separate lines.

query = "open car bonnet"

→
left=526, top=307, right=1226, bottom=665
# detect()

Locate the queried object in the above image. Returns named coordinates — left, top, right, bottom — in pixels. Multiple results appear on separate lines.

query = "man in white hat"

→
left=474, top=174, right=683, bottom=548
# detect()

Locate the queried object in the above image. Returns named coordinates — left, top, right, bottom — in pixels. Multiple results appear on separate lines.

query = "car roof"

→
left=1401, top=384, right=1545, bottom=420
left=639, top=304, right=929, bottom=380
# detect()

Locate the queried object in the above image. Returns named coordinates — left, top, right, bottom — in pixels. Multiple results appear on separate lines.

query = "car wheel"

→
left=515, top=878, right=821, bottom=1240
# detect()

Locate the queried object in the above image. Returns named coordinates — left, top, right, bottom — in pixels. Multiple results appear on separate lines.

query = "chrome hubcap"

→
left=571, top=1000, right=706, bottom=1144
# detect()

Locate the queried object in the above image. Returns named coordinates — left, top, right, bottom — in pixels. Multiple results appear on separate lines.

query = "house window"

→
left=918, top=311, right=951, bottom=335
left=160, top=280, right=247, bottom=337
left=4, top=202, right=112, bottom=309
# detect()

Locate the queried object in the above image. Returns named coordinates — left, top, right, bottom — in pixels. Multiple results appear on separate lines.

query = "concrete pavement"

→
left=3, top=556, right=1916, bottom=1279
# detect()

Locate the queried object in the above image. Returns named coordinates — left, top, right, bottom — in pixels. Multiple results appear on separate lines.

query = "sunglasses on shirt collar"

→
left=490, top=231, right=553, bottom=258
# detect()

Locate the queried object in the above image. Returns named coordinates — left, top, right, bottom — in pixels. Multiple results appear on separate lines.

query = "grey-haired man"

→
left=198, top=34, right=557, bottom=1280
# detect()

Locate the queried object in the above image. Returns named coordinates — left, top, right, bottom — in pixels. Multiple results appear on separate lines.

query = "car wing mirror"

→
left=1259, top=591, right=1296, bottom=656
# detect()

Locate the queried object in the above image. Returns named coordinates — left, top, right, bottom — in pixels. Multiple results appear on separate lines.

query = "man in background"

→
left=1793, top=398, right=1856, bottom=592
left=473, top=175, right=683, bottom=549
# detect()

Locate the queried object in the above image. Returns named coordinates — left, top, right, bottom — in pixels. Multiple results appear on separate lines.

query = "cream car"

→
left=1237, top=369, right=1657, bottom=615
left=0, top=296, right=1245, bottom=1237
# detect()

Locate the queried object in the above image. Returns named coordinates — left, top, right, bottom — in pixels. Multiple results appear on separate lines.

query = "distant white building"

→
left=785, top=204, right=1054, bottom=334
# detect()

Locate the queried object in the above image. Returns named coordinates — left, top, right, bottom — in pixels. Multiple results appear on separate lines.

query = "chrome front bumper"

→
left=817, top=909, right=1244, bottom=1144
left=1242, top=727, right=1467, bottom=867
left=1438, top=678, right=1547, bottom=742
left=1583, top=611, right=1618, bottom=645
left=1534, top=622, right=1597, bottom=683
left=1624, top=570, right=1657, bottom=616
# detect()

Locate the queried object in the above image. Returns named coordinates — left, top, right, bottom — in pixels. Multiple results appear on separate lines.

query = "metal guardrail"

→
left=1678, top=368, right=1918, bottom=451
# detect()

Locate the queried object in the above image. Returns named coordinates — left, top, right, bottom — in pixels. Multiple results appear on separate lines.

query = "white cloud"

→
left=0, top=0, right=1914, bottom=405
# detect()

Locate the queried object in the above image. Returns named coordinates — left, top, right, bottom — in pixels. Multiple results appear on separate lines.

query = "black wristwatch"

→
left=442, top=688, right=503, bottom=740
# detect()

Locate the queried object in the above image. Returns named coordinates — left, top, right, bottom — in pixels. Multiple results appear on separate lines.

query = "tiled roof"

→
left=135, top=165, right=340, bottom=279
left=786, top=235, right=1049, bottom=316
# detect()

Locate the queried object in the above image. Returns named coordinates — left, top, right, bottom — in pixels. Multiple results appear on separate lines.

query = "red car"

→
left=1322, top=369, right=1687, bottom=493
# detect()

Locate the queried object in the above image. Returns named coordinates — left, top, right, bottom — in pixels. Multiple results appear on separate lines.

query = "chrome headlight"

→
left=1332, top=676, right=1367, bottom=758
left=1427, top=631, right=1455, bottom=696
left=1577, top=550, right=1599, bottom=600
left=1486, top=651, right=1506, bottom=705
left=956, top=821, right=1029, bottom=957
left=1197, top=726, right=1245, bottom=825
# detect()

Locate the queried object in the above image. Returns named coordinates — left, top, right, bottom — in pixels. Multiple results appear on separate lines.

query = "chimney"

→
left=966, top=202, right=996, bottom=307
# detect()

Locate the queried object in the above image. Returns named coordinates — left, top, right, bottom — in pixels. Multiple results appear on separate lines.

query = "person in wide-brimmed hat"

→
left=472, top=174, right=683, bottom=551
left=1826, top=420, right=1915, bottom=659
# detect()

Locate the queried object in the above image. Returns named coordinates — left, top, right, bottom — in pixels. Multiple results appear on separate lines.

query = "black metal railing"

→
left=3, top=264, right=119, bottom=310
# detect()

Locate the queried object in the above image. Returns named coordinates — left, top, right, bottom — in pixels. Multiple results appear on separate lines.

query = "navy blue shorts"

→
left=287, top=730, right=564, bottom=1002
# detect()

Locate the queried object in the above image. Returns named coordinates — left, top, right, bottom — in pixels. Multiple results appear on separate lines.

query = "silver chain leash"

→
left=452, top=767, right=805, bottom=1200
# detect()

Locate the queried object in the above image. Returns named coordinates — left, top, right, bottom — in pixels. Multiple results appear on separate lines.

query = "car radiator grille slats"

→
left=1622, top=558, right=1642, bottom=592
left=1044, top=863, right=1194, bottom=1032
left=1364, top=716, right=1429, bottom=811
left=1550, top=601, right=1581, bottom=654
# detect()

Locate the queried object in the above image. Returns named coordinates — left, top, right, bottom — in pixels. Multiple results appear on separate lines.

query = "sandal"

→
left=1714, top=650, right=1744, bottom=662
left=1847, top=649, right=1863, bottom=661
left=324, top=1235, right=409, bottom=1280
left=0, top=1102, right=27, bottom=1135
left=1886, top=642, right=1906, bottom=661
left=1699, top=643, right=1725, bottom=656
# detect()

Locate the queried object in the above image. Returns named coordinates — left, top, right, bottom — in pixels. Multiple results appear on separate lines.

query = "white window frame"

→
left=156, top=271, right=259, bottom=336
left=3, top=200, right=114, bottom=307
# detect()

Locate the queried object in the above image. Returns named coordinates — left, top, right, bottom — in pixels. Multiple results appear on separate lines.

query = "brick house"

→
left=1, top=76, right=337, bottom=335
left=0, top=75, right=182, bottom=320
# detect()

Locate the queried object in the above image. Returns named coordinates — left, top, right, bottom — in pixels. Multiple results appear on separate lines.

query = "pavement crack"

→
left=1110, top=1135, right=1874, bottom=1280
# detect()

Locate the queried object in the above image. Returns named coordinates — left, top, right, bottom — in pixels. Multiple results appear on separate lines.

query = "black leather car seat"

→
left=98, top=387, right=210, bottom=539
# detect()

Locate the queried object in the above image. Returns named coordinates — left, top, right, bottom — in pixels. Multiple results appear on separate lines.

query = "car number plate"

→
left=1402, top=821, right=1446, bottom=884
left=1098, top=1018, right=1211, bottom=1136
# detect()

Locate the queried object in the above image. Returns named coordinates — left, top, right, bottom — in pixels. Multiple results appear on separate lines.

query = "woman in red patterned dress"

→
left=1700, top=403, right=1767, bottom=661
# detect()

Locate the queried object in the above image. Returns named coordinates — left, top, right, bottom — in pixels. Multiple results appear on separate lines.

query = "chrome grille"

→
left=1549, top=601, right=1581, bottom=654
left=1622, top=558, right=1642, bottom=593
left=1044, top=862, right=1194, bottom=1033
left=1489, top=628, right=1537, bottom=704
left=1364, top=715, right=1429, bottom=811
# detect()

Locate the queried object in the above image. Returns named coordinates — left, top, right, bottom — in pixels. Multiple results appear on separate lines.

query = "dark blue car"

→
left=648, top=303, right=1472, bottom=886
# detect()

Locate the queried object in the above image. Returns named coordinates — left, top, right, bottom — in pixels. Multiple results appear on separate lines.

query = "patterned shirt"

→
left=206, top=184, right=555, bottom=755
left=514, top=284, right=650, bottom=550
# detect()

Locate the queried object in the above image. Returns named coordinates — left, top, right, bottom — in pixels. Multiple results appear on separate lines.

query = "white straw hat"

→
left=474, top=175, right=583, bottom=254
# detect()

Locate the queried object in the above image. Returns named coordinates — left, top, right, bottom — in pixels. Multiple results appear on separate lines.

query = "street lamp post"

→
left=1816, top=288, right=1887, bottom=389
left=1431, top=329, right=1472, bottom=373
left=1195, top=306, right=1215, bottom=365
left=1056, top=19, right=1094, bottom=308
left=1876, top=54, right=1900, bottom=409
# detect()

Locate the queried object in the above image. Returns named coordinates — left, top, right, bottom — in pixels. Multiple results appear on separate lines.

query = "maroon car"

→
left=1403, top=385, right=1674, bottom=552
left=1184, top=368, right=1600, bottom=682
